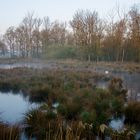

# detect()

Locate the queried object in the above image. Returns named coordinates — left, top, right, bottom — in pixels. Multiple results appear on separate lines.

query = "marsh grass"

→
left=0, top=68, right=127, bottom=124
left=0, top=122, right=20, bottom=140
left=24, top=109, right=96, bottom=140
left=23, top=108, right=136, bottom=140
left=0, top=65, right=136, bottom=139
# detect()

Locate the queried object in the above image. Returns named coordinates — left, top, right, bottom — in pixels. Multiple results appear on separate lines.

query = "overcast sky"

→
left=0, top=0, right=139, bottom=34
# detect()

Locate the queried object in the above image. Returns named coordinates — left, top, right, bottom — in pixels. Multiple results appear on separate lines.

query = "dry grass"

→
left=0, top=122, right=20, bottom=140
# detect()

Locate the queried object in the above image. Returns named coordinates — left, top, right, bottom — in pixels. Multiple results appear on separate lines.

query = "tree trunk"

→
left=88, top=54, right=91, bottom=62
left=121, top=48, right=125, bottom=63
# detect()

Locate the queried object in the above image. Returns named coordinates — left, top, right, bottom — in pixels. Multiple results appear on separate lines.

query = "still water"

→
left=0, top=91, right=38, bottom=124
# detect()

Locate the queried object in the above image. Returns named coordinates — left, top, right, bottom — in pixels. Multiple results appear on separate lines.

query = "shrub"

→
left=24, top=109, right=48, bottom=139
left=80, top=110, right=97, bottom=123
left=111, top=97, right=124, bottom=114
left=108, top=78, right=127, bottom=97
left=58, top=102, right=82, bottom=120
left=29, top=85, right=50, bottom=103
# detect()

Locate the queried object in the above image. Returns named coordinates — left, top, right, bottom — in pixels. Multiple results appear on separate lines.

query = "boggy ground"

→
left=0, top=59, right=139, bottom=140
left=0, top=58, right=140, bottom=73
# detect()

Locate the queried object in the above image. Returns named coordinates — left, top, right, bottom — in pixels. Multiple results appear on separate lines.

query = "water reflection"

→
left=0, top=91, right=38, bottom=124
left=109, top=116, right=140, bottom=140
left=109, top=116, right=125, bottom=131
left=97, top=71, right=140, bottom=102
left=0, top=62, right=56, bottom=69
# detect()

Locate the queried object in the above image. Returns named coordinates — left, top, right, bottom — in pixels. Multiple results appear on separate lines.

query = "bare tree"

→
left=103, top=7, right=127, bottom=62
left=15, top=25, right=28, bottom=58
left=128, top=5, right=140, bottom=62
left=41, top=17, right=51, bottom=53
left=32, top=18, right=42, bottom=57
left=4, top=27, right=16, bottom=57
left=49, top=21, right=66, bottom=45
left=1, top=5, right=140, bottom=61
left=70, top=10, right=103, bottom=61
left=0, top=39, right=7, bottom=56
left=21, top=12, right=36, bottom=57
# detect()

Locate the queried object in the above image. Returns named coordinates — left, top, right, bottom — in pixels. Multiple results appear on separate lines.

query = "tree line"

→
left=0, top=4, right=140, bottom=62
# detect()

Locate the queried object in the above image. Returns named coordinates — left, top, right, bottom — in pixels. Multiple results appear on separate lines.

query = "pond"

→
left=97, top=70, right=140, bottom=101
left=0, top=61, right=57, bottom=69
left=109, top=116, right=140, bottom=140
left=109, top=116, right=125, bottom=131
left=0, top=91, right=38, bottom=124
